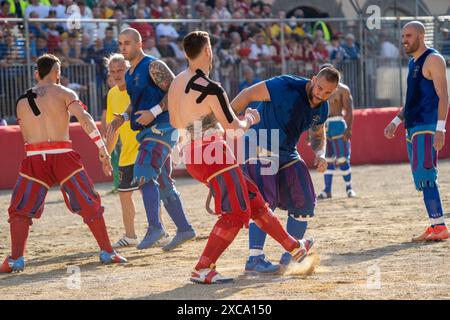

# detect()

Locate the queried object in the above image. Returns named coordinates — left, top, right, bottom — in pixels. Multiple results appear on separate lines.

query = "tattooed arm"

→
left=150, top=59, right=175, bottom=111
left=310, top=123, right=327, bottom=173
left=66, top=89, right=112, bottom=175
left=66, top=90, right=99, bottom=137
left=134, top=59, right=175, bottom=126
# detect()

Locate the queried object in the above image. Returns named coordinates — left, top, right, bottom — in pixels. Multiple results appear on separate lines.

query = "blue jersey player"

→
left=108, top=28, right=196, bottom=250
left=385, top=21, right=449, bottom=241
left=231, top=67, right=340, bottom=273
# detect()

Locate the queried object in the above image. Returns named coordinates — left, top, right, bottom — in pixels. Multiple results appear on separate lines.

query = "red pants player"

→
left=0, top=54, right=126, bottom=273
left=168, top=31, right=314, bottom=284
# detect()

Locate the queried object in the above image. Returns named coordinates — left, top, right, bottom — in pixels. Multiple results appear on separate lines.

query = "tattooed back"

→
left=16, top=84, right=76, bottom=144
left=168, top=69, right=223, bottom=139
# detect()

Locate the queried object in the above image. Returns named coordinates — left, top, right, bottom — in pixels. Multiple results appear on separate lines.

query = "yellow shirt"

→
left=106, top=86, right=139, bottom=167
left=270, top=24, right=292, bottom=39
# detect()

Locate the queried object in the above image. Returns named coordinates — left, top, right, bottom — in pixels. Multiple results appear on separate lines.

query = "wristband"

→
left=316, top=149, right=325, bottom=158
left=150, top=104, right=163, bottom=118
left=391, top=116, right=402, bottom=127
left=436, top=120, right=446, bottom=132
left=245, top=113, right=255, bottom=127
left=120, top=112, right=130, bottom=121
left=89, top=131, right=105, bottom=149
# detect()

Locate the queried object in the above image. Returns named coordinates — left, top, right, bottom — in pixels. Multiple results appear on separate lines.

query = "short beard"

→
left=406, top=39, right=420, bottom=54
left=308, top=84, right=324, bottom=106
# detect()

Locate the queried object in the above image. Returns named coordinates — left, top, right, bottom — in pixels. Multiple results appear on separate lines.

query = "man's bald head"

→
left=402, top=20, right=426, bottom=55
left=119, top=28, right=142, bottom=43
left=403, top=21, right=425, bottom=35
left=118, top=28, right=144, bottom=61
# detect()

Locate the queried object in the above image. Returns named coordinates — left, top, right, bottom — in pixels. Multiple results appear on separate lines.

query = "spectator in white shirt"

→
left=380, top=33, right=400, bottom=59
left=143, top=37, right=161, bottom=58
left=25, top=0, right=50, bottom=18
left=49, top=0, right=66, bottom=18
left=211, top=0, right=231, bottom=20
left=249, top=33, right=271, bottom=61
left=155, top=8, right=179, bottom=42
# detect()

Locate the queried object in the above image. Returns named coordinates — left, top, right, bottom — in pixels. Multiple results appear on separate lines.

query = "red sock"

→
left=10, top=216, right=31, bottom=259
left=195, top=216, right=242, bottom=270
left=85, top=217, right=113, bottom=253
left=251, top=205, right=299, bottom=252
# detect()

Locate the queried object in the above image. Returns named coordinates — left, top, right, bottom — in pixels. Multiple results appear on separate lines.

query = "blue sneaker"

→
left=244, top=254, right=280, bottom=274
left=0, top=256, right=25, bottom=273
left=99, top=250, right=127, bottom=264
left=137, top=225, right=169, bottom=250
left=279, top=252, right=292, bottom=267
left=162, top=228, right=196, bottom=252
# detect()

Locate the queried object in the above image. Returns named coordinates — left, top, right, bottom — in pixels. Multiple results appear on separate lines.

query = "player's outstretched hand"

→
left=434, top=131, right=445, bottom=151
left=314, top=155, right=327, bottom=173
left=245, top=108, right=261, bottom=127
left=107, top=113, right=125, bottom=136
left=135, top=110, right=155, bottom=126
left=343, top=128, right=352, bottom=141
left=98, top=147, right=112, bottom=176
left=384, top=122, right=397, bottom=139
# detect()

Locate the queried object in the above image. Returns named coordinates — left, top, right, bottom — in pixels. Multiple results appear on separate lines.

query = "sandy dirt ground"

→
left=1, top=160, right=449, bottom=300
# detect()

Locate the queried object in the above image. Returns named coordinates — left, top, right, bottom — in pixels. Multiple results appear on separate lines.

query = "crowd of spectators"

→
left=0, top=0, right=366, bottom=74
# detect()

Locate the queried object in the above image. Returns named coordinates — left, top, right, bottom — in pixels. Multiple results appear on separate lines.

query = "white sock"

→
left=249, top=249, right=264, bottom=257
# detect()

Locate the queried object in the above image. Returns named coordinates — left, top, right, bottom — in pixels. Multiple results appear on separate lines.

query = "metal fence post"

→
left=358, top=14, right=365, bottom=107
left=280, top=17, right=286, bottom=75
left=397, top=16, right=404, bottom=107
left=23, top=17, right=32, bottom=88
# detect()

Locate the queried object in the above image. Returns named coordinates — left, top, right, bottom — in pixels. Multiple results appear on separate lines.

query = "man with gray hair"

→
left=104, top=53, right=141, bottom=248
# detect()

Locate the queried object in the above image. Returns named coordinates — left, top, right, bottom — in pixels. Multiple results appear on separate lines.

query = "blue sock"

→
left=324, top=163, right=334, bottom=193
left=423, top=185, right=445, bottom=227
left=249, top=222, right=267, bottom=251
left=161, top=190, right=192, bottom=232
left=286, top=215, right=308, bottom=239
left=340, top=162, right=352, bottom=190
left=141, top=181, right=162, bottom=229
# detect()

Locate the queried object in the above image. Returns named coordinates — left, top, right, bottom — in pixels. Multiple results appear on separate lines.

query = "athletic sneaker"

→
left=412, top=226, right=435, bottom=242
left=137, top=225, right=169, bottom=250
left=428, top=225, right=450, bottom=241
left=191, top=264, right=234, bottom=284
left=112, top=235, right=139, bottom=248
left=317, top=191, right=332, bottom=200
left=244, top=254, right=280, bottom=274
left=99, top=250, right=127, bottom=264
left=0, top=256, right=25, bottom=273
left=290, top=236, right=314, bottom=264
left=279, top=251, right=292, bottom=267
left=347, top=189, right=357, bottom=198
left=162, top=229, right=196, bottom=252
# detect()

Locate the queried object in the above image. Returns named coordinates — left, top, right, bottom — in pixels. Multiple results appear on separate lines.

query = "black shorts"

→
left=118, top=165, right=139, bottom=192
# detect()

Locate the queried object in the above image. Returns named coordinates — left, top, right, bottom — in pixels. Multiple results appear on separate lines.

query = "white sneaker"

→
left=112, top=235, right=139, bottom=248
left=347, top=189, right=357, bottom=198
left=191, top=265, right=234, bottom=284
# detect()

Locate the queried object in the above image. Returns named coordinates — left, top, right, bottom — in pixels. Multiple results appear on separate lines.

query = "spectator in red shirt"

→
left=314, top=39, right=330, bottom=64
left=44, top=21, right=62, bottom=53
left=301, top=35, right=317, bottom=62
left=150, top=0, right=163, bottom=18
left=130, top=9, right=155, bottom=43
left=0, top=1, right=10, bottom=18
